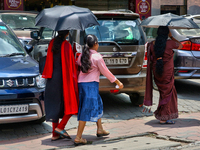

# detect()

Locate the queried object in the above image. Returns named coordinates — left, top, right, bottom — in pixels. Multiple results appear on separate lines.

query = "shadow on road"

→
left=145, top=118, right=200, bottom=128
left=175, top=79, right=200, bottom=101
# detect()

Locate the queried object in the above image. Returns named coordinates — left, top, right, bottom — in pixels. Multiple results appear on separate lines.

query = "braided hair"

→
left=52, top=30, right=69, bottom=54
left=81, top=34, right=98, bottom=73
left=154, top=26, right=169, bottom=76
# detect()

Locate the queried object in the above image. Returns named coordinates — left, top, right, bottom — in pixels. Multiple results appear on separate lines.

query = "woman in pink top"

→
left=74, top=34, right=123, bottom=146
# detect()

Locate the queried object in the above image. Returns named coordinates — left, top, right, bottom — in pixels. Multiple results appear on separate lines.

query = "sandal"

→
left=74, top=136, right=87, bottom=146
left=54, top=129, right=71, bottom=139
left=159, top=120, right=175, bottom=124
left=51, top=135, right=64, bottom=141
left=96, top=129, right=110, bottom=137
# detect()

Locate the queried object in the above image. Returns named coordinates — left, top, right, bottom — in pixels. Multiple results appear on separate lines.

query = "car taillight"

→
left=192, top=43, right=200, bottom=51
left=110, top=89, right=119, bottom=93
left=178, top=70, right=189, bottom=73
left=142, top=42, right=148, bottom=68
left=180, top=40, right=200, bottom=51
left=181, top=40, right=191, bottom=51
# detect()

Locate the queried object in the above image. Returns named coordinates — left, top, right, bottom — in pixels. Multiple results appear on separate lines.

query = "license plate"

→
left=104, top=58, right=129, bottom=65
left=0, top=105, right=28, bottom=115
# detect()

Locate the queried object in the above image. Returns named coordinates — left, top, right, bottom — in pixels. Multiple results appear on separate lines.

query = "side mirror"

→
left=31, top=31, right=39, bottom=40
left=25, top=44, right=33, bottom=54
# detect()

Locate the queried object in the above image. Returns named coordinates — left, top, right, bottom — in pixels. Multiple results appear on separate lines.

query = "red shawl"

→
left=42, top=39, right=79, bottom=115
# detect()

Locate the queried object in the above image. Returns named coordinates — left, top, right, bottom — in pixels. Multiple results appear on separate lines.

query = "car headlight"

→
left=36, top=75, right=46, bottom=88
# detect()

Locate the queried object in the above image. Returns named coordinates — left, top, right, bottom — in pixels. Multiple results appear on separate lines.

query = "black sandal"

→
left=54, top=129, right=71, bottom=139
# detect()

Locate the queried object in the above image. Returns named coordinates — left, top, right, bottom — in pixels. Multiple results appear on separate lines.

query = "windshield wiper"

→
left=2, top=53, right=25, bottom=57
left=13, top=27, right=38, bottom=30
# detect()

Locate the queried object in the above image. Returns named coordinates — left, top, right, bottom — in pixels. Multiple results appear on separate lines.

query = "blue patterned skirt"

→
left=78, top=82, right=103, bottom=122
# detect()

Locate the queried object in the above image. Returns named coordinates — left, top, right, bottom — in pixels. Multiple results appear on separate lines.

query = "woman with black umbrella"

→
left=144, top=26, right=182, bottom=124
left=42, top=30, right=79, bottom=141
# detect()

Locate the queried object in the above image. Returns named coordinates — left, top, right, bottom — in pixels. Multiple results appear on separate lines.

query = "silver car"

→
left=144, top=18, right=200, bottom=80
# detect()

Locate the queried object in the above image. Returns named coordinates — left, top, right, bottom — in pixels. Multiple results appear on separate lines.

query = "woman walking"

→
left=144, top=26, right=182, bottom=124
left=74, top=34, right=123, bottom=145
left=42, top=30, right=79, bottom=141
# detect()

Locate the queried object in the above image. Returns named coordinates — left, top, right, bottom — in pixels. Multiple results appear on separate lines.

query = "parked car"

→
left=144, top=20, right=200, bottom=80
left=0, top=20, right=45, bottom=124
left=29, top=10, right=147, bottom=106
left=0, top=10, right=39, bottom=47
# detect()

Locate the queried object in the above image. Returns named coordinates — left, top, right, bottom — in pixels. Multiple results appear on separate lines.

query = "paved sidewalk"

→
left=1, top=112, right=200, bottom=150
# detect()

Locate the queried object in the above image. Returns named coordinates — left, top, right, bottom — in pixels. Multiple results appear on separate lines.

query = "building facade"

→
left=0, top=0, right=200, bottom=16
left=151, top=0, right=200, bottom=16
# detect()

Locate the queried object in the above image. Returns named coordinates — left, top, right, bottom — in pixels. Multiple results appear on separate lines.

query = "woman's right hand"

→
left=117, top=81, right=124, bottom=89
left=115, top=79, right=124, bottom=89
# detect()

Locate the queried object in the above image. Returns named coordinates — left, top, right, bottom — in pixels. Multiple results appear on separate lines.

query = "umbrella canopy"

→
left=140, top=13, right=200, bottom=29
left=35, top=5, right=99, bottom=31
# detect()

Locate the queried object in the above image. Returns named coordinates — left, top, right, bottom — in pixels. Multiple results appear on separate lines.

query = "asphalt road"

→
left=0, top=79, right=200, bottom=142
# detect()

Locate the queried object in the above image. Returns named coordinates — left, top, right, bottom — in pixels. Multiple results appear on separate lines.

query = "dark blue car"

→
left=0, top=20, right=45, bottom=124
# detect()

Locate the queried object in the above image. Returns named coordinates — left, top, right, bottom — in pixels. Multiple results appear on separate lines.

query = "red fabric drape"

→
left=42, top=40, right=79, bottom=115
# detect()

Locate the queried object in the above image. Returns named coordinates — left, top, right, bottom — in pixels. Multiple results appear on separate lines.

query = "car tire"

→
left=129, top=93, right=144, bottom=106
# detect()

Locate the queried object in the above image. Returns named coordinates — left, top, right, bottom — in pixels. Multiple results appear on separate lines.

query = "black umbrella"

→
left=35, top=5, right=99, bottom=31
left=140, top=13, right=199, bottom=29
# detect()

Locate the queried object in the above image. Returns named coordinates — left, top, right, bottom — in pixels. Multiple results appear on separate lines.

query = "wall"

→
left=187, top=0, right=200, bottom=15
left=151, top=0, right=200, bottom=16
left=151, top=0, right=160, bottom=16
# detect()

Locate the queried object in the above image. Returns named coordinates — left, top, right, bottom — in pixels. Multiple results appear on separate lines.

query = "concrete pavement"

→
left=1, top=79, right=200, bottom=150
left=1, top=112, right=200, bottom=150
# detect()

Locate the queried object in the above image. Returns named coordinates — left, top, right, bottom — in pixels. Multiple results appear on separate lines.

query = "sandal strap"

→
left=97, top=129, right=109, bottom=134
left=59, top=130, right=67, bottom=134
left=80, top=138, right=87, bottom=144
left=75, top=136, right=87, bottom=144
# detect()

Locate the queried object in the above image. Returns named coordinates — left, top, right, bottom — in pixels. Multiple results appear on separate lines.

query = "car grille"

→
left=0, top=99, right=33, bottom=105
left=0, top=77, right=35, bottom=88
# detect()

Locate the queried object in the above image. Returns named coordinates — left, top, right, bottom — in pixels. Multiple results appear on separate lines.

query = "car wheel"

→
left=129, top=93, right=144, bottom=106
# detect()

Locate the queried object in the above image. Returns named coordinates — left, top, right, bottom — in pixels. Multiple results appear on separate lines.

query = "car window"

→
left=85, top=19, right=141, bottom=45
left=1, top=14, right=39, bottom=30
left=176, top=29, right=200, bottom=36
left=145, top=28, right=158, bottom=39
left=0, top=25, right=25, bottom=56
left=41, top=28, right=54, bottom=39
left=175, top=18, right=200, bottom=36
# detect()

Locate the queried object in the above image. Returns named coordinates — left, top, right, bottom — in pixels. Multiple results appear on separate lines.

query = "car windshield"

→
left=0, top=25, right=25, bottom=56
left=1, top=14, right=39, bottom=30
left=176, top=28, right=200, bottom=36
left=85, top=20, right=141, bottom=45
left=41, top=27, right=54, bottom=39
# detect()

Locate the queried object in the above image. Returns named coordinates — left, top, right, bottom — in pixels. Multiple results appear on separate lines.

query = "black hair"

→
left=52, top=30, right=69, bottom=54
left=154, top=26, right=169, bottom=76
left=81, top=34, right=98, bottom=73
